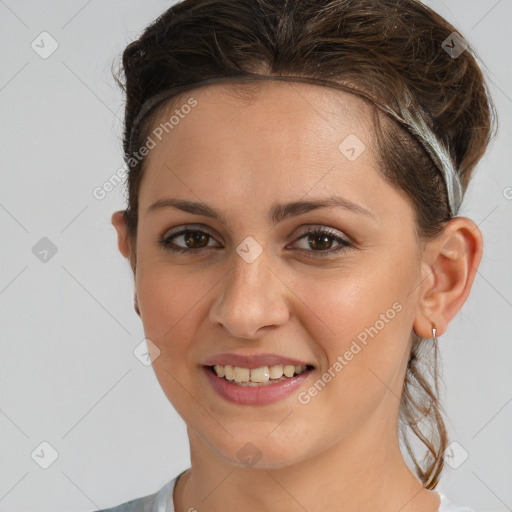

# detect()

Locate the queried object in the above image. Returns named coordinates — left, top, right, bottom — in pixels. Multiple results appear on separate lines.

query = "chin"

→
left=212, top=436, right=310, bottom=471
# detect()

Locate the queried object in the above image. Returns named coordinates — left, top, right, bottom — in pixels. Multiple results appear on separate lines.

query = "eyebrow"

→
left=146, top=195, right=377, bottom=224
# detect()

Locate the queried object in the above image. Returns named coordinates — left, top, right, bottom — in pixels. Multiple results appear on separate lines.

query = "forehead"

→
left=136, top=80, right=383, bottom=214
left=141, top=79, right=376, bottom=170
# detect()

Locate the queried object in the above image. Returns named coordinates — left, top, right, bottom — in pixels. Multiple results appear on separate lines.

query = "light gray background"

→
left=1, top=1, right=511, bottom=511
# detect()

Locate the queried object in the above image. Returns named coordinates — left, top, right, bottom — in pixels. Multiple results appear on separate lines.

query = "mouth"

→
left=205, top=363, right=315, bottom=387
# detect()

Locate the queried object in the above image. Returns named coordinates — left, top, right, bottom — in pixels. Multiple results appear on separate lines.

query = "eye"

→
left=290, top=226, right=353, bottom=256
left=159, top=225, right=221, bottom=254
left=158, top=224, right=354, bottom=257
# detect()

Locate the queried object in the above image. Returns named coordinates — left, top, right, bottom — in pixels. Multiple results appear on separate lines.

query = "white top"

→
left=94, top=470, right=474, bottom=512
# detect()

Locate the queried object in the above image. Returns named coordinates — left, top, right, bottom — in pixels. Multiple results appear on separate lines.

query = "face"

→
left=119, top=81, right=425, bottom=468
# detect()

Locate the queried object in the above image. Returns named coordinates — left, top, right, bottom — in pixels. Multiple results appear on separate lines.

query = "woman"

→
left=101, top=0, right=497, bottom=510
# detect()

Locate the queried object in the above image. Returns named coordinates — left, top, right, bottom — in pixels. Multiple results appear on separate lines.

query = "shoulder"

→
left=437, top=492, right=475, bottom=512
left=93, top=475, right=179, bottom=512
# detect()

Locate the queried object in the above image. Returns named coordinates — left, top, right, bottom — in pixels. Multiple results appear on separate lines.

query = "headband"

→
left=127, top=73, right=463, bottom=216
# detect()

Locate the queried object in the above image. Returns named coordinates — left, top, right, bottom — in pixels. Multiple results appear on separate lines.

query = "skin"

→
left=112, top=80, right=482, bottom=512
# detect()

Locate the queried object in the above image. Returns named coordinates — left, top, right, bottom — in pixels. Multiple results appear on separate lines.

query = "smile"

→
left=211, top=364, right=310, bottom=385
left=203, top=364, right=315, bottom=405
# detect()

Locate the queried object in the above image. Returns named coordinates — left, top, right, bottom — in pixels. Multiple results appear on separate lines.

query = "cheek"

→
left=135, top=264, right=210, bottom=421
left=135, top=262, right=204, bottom=358
left=291, top=264, right=410, bottom=354
left=287, top=261, right=414, bottom=411
left=137, top=272, right=176, bottom=331
left=287, top=277, right=409, bottom=446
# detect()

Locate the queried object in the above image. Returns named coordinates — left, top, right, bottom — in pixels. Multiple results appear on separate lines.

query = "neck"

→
left=174, top=420, right=441, bottom=512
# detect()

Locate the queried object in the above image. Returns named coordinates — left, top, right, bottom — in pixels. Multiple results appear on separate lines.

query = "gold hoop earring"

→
left=431, top=321, right=438, bottom=343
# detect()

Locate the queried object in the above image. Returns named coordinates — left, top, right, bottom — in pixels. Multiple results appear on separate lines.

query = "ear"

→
left=111, top=210, right=136, bottom=274
left=413, top=216, right=483, bottom=339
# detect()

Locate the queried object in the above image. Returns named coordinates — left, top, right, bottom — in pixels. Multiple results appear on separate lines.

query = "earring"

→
left=431, top=321, right=438, bottom=343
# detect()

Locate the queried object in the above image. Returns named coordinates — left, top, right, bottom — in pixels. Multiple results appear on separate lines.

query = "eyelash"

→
left=158, top=224, right=354, bottom=257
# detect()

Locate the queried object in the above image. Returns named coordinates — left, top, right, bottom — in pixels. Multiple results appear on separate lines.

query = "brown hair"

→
left=113, top=0, right=497, bottom=489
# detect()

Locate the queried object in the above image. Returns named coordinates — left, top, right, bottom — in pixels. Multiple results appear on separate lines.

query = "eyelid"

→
left=163, top=223, right=351, bottom=242
left=162, top=223, right=220, bottom=240
left=292, top=224, right=352, bottom=243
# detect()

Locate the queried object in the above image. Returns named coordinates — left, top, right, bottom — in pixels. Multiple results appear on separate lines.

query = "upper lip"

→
left=202, top=353, right=314, bottom=369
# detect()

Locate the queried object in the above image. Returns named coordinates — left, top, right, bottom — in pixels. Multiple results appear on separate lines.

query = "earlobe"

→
left=134, top=292, right=141, bottom=316
left=413, top=217, right=483, bottom=339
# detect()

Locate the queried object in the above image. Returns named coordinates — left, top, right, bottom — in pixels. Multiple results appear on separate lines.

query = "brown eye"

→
left=180, top=230, right=210, bottom=249
left=158, top=225, right=353, bottom=257
left=159, top=226, right=221, bottom=253
left=305, top=232, right=335, bottom=251
left=292, top=227, right=353, bottom=256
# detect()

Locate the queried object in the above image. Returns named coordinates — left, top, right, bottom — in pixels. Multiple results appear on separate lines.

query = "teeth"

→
left=213, top=364, right=309, bottom=384
left=224, top=365, right=234, bottom=381
left=283, top=365, right=295, bottom=377
left=233, top=367, right=250, bottom=383
left=269, top=364, right=283, bottom=379
left=250, top=366, right=269, bottom=383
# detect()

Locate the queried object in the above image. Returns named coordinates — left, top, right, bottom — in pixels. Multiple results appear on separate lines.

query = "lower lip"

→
left=203, top=366, right=314, bottom=405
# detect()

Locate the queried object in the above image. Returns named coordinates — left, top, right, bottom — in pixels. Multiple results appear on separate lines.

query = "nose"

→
left=208, top=247, right=290, bottom=339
